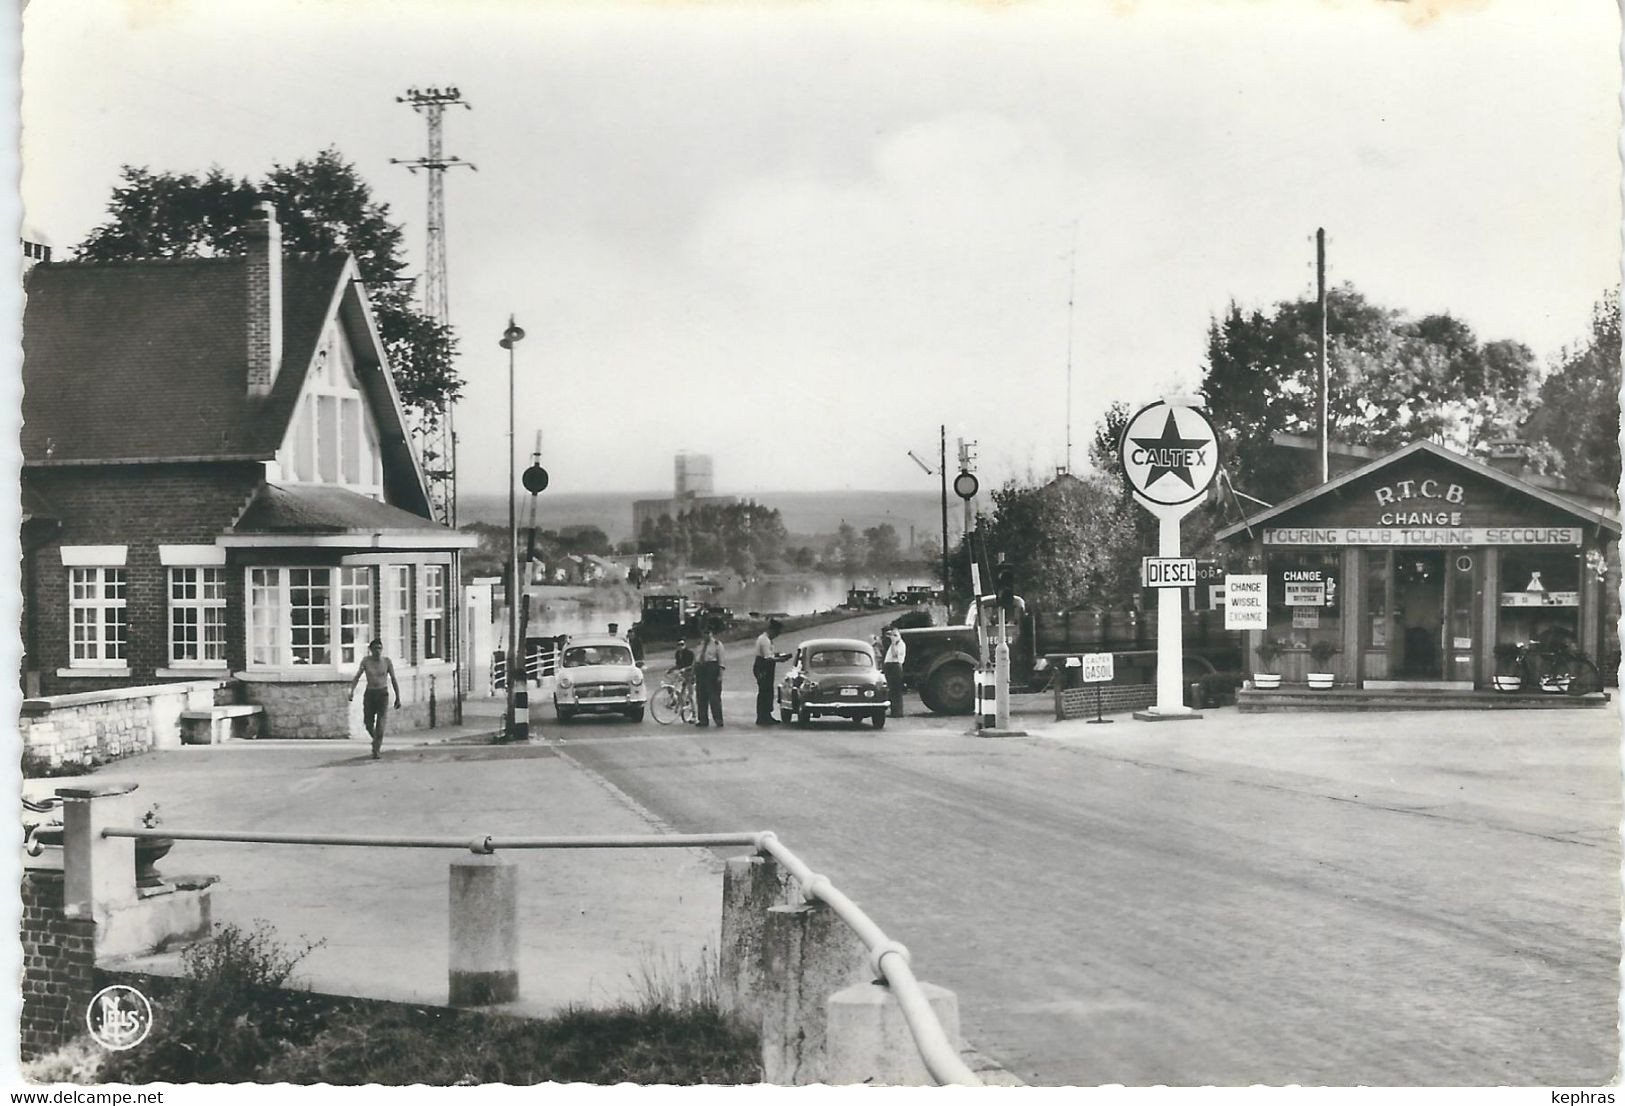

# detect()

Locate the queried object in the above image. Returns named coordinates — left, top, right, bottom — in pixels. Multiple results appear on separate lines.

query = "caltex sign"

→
left=1118, top=401, right=1220, bottom=508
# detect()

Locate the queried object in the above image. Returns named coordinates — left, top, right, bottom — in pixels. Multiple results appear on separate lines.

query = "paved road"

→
left=543, top=620, right=1621, bottom=1086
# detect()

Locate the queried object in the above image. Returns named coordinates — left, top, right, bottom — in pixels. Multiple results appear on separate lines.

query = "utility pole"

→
left=393, top=85, right=475, bottom=526
left=1316, top=227, right=1329, bottom=485
left=957, top=438, right=976, bottom=563
left=939, top=425, right=950, bottom=616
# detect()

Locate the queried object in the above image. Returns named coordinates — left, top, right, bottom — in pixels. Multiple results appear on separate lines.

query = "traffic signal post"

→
left=982, top=560, right=1027, bottom=738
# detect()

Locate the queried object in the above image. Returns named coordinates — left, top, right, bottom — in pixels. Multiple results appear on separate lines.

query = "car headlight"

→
left=557, top=675, right=573, bottom=690
left=802, top=679, right=819, bottom=695
left=863, top=688, right=875, bottom=698
left=630, top=669, right=644, bottom=686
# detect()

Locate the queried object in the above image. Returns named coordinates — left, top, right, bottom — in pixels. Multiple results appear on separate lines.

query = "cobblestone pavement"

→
left=553, top=698, right=1622, bottom=1086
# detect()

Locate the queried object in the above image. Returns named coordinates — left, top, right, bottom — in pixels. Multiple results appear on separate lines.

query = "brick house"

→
left=20, top=203, right=476, bottom=738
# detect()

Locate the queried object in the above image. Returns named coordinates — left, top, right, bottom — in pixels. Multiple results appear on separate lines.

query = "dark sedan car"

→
left=777, top=637, right=890, bottom=728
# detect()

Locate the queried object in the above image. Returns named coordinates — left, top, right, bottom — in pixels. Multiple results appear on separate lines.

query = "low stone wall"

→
left=21, top=680, right=223, bottom=768
left=237, top=665, right=452, bottom=739
left=20, top=874, right=96, bottom=1059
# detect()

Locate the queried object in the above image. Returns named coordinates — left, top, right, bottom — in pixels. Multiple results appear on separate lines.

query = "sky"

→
left=15, top=0, right=1622, bottom=497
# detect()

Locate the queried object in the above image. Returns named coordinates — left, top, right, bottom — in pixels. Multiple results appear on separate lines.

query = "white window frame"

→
left=383, top=564, right=413, bottom=664
left=421, top=563, right=448, bottom=661
left=168, top=566, right=228, bottom=668
left=68, top=566, right=127, bottom=668
left=337, top=566, right=373, bottom=668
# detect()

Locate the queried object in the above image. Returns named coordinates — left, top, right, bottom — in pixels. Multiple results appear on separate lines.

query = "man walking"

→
left=694, top=626, right=725, bottom=728
left=882, top=626, right=907, bottom=718
left=349, top=638, right=402, bottom=759
left=754, top=618, right=788, bottom=726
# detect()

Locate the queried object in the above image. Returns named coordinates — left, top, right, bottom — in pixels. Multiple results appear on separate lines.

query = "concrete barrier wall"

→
left=21, top=680, right=222, bottom=768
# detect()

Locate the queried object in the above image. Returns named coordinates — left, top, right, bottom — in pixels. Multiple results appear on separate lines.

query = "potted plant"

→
left=1491, top=642, right=1523, bottom=693
left=134, top=804, right=173, bottom=889
left=1252, top=638, right=1285, bottom=690
left=1306, top=640, right=1339, bottom=689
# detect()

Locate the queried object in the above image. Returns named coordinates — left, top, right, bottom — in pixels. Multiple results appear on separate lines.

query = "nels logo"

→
left=87, top=984, right=153, bottom=1051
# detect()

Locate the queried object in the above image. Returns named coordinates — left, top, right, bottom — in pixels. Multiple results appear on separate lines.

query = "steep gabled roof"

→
left=1215, top=440, right=1621, bottom=541
left=20, top=254, right=345, bottom=464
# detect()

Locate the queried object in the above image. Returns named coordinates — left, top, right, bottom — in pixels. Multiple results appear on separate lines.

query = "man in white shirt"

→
left=882, top=627, right=907, bottom=718
left=695, top=628, right=725, bottom=727
left=754, top=619, right=788, bottom=725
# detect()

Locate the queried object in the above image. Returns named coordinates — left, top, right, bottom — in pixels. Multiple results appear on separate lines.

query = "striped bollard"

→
left=513, top=687, right=529, bottom=740
left=976, top=670, right=995, bottom=731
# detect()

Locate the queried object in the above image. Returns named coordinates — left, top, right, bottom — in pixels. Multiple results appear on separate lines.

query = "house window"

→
left=338, top=567, right=373, bottom=667
left=384, top=565, right=412, bottom=663
left=288, top=569, right=332, bottom=665
left=281, top=326, right=382, bottom=495
left=69, top=567, right=126, bottom=665
left=249, top=569, right=282, bottom=665
left=422, top=564, right=448, bottom=660
left=169, top=567, right=227, bottom=666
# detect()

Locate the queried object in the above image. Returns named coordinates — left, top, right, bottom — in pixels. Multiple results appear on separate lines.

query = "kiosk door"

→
left=1393, top=550, right=1446, bottom=678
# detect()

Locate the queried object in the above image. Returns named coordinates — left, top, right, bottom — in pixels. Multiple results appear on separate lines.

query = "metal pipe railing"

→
left=96, top=823, right=980, bottom=1086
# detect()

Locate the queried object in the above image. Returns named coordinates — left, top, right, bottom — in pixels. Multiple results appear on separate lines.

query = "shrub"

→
left=1197, top=671, right=1245, bottom=708
left=100, top=921, right=325, bottom=1084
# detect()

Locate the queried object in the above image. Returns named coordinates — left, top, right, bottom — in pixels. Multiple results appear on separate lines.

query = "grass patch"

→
left=84, top=925, right=758, bottom=1086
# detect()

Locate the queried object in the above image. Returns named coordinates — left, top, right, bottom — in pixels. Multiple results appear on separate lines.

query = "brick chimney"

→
left=244, top=201, right=282, bottom=397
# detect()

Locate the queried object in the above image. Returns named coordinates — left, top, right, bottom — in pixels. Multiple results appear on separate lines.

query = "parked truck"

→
left=888, top=601, right=1244, bottom=714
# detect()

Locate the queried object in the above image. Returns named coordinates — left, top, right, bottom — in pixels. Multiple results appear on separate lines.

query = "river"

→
left=522, top=571, right=932, bottom=640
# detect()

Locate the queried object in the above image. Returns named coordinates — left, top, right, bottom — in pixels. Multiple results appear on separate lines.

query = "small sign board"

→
left=1292, top=608, right=1320, bottom=629
left=1141, top=557, right=1197, bottom=588
left=1225, top=574, right=1268, bottom=629
left=1284, top=581, right=1326, bottom=607
left=1080, top=652, right=1114, bottom=684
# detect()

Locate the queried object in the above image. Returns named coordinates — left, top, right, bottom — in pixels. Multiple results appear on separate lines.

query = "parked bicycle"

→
left=649, top=668, right=697, bottom=725
left=1494, top=634, right=1602, bottom=696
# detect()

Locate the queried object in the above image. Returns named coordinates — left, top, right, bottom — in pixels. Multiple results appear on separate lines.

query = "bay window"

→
left=249, top=566, right=375, bottom=669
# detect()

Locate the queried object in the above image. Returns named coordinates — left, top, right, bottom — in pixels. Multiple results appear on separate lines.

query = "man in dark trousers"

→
left=882, top=626, right=907, bottom=718
left=349, top=638, right=402, bottom=759
left=754, top=619, right=789, bottom=725
left=694, top=626, right=725, bottom=728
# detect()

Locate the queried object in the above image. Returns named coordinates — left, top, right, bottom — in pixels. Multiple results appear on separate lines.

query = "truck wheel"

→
left=925, top=662, right=976, bottom=715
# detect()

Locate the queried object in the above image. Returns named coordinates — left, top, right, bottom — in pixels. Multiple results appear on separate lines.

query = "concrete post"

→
left=448, top=854, right=518, bottom=1006
left=759, top=900, right=871, bottom=1085
left=719, top=854, right=792, bottom=1026
left=59, top=783, right=139, bottom=925
left=825, top=979, right=962, bottom=1087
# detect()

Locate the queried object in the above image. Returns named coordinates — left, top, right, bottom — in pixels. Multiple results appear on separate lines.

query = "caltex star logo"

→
left=1129, top=411, right=1209, bottom=490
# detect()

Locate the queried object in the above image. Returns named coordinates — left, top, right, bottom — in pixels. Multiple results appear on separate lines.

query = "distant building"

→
left=632, top=451, right=738, bottom=538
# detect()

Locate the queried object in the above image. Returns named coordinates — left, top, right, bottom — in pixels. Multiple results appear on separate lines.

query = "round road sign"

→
left=521, top=464, right=550, bottom=495
left=1117, top=401, right=1219, bottom=507
left=953, top=471, right=979, bottom=500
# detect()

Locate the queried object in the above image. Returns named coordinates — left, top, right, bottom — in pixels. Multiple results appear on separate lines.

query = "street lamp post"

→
left=501, top=315, right=526, bottom=740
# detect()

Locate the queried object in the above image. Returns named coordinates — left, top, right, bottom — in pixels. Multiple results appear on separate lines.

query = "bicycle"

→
left=1495, top=635, right=1602, bottom=696
left=649, top=668, right=697, bottom=725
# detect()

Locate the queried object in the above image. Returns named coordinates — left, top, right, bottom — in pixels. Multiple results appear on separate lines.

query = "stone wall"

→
left=21, top=680, right=222, bottom=768
left=20, top=874, right=97, bottom=1059
left=238, top=666, right=450, bottom=739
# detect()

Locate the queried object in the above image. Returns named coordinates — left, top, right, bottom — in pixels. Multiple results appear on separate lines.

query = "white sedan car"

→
left=553, top=634, right=645, bottom=722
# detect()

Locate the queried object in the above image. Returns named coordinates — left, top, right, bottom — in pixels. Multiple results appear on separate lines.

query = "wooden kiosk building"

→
left=1215, top=441, right=1619, bottom=692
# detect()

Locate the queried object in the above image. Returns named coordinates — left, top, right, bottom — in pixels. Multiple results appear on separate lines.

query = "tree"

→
left=75, top=149, right=462, bottom=417
left=1199, top=285, right=1537, bottom=503
left=864, top=524, right=901, bottom=571
left=957, top=474, right=1145, bottom=611
left=833, top=522, right=865, bottom=576
left=1524, top=289, right=1621, bottom=488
